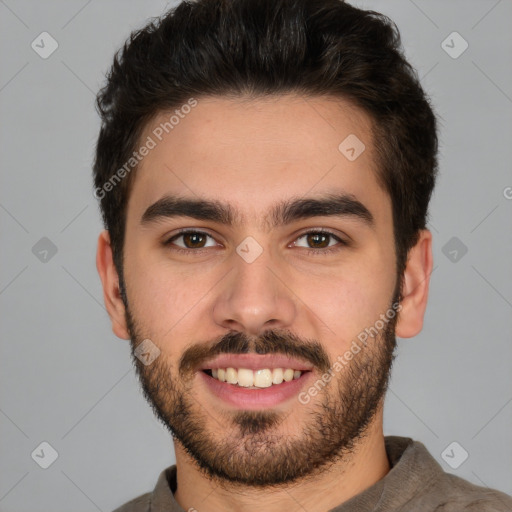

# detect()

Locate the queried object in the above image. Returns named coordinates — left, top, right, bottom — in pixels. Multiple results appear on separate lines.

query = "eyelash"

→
left=163, top=228, right=348, bottom=256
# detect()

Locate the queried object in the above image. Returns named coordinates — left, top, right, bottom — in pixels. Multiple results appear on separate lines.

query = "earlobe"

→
left=96, top=230, right=131, bottom=340
left=395, top=229, right=433, bottom=339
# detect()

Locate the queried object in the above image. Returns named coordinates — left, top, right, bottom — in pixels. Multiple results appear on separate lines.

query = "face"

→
left=119, top=94, right=401, bottom=486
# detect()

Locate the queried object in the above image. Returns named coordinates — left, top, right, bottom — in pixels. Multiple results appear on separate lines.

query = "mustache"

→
left=179, top=329, right=331, bottom=377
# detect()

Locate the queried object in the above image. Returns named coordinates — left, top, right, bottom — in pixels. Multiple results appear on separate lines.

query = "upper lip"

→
left=199, top=354, right=314, bottom=372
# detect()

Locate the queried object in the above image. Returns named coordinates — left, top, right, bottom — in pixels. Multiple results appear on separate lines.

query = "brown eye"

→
left=305, top=232, right=330, bottom=248
left=294, top=230, right=344, bottom=250
left=181, top=232, right=207, bottom=248
left=164, top=230, right=217, bottom=251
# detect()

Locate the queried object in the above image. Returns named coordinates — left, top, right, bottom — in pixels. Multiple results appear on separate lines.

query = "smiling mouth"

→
left=202, top=368, right=310, bottom=389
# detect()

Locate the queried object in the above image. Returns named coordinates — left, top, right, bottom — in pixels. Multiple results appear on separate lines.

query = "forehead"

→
left=127, top=94, right=390, bottom=228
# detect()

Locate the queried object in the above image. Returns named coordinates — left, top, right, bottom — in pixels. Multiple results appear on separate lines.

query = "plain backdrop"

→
left=0, top=1, right=511, bottom=511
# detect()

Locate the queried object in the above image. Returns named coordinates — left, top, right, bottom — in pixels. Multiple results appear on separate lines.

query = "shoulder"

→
left=383, top=436, right=512, bottom=512
left=111, top=464, right=177, bottom=512
left=416, top=472, right=512, bottom=512
left=112, top=491, right=151, bottom=512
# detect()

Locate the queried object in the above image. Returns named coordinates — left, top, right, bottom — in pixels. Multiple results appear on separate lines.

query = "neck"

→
left=173, top=407, right=390, bottom=512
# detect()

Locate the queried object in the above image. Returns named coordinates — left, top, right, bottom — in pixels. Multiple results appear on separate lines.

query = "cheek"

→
left=124, top=254, right=209, bottom=336
left=123, top=203, right=198, bottom=332
left=306, top=250, right=396, bottom=346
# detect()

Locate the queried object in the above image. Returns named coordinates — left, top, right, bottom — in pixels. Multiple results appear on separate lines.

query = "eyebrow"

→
left=140, top=192, right=375, bottom=231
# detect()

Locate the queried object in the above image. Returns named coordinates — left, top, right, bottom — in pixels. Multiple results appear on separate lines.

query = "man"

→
left=93, top=0, right=512, bottom=510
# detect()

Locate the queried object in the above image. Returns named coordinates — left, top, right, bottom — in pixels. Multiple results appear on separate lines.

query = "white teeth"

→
left=272, top=368, right=284, bottom=385
left=283, top=369, right=294, bottom=382
left=226, top=367, right=237, bottom=384
left=208, top=367, right=303, bottom=388
left=237, top=368, right=253, bottom=387
left=253, top=369, right=273, bottom=388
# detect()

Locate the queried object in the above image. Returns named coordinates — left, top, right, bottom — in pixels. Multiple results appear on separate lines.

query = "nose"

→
left=212, top=243, right=297, bottom=336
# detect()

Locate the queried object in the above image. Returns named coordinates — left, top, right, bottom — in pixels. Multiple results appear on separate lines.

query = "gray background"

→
left=1, top=1, right=511, bottom=510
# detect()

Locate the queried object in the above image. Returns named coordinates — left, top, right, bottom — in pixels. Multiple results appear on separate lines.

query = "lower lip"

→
left=198, top=370, right=314, bottom=409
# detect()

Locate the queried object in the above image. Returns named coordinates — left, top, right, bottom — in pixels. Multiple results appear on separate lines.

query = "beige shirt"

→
left=113, top=436, right=512, bottom=511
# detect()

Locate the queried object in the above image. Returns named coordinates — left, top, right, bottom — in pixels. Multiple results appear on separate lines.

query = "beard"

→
left=124, top=291, right=400, bottom=489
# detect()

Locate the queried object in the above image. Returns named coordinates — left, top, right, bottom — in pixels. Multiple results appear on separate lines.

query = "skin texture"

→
left=96, top=94, right=433, bottom=512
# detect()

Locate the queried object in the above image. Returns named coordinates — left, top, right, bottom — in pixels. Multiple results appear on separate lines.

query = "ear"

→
left=96, top=230, right=130, bottom=340
left=395, top=229, right=433, bottom=338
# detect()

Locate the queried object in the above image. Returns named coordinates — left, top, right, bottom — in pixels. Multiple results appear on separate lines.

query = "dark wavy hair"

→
left=93, top=0, right=438, bottom=303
